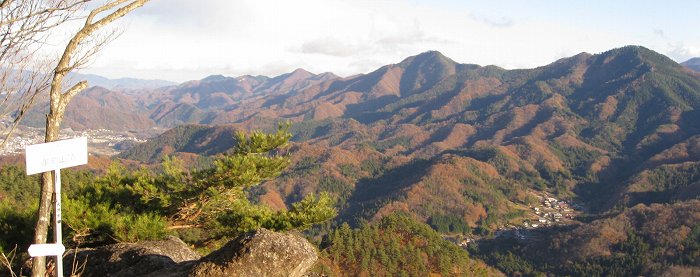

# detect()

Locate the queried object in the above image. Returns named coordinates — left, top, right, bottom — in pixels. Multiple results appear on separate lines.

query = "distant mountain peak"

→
left=393, top=50, right=458, bottom=95
left=201, top=74, right=232, bottom=82
left=418, top=50, right=448, bottom=58
left=684, top=57, right=700, bottom=64
left=618, top=45, right=648, bottom=51
left=398, top=50, right=455, bottom=68
left=313, top=72, right=339, bottom=82
left=291, top=68, right=313, bottom=75
left=283, top=68, right=315, bottom=81
left=68, top=73, right=176, bottom=90
left=682, top=57, right=700, bottom=72
left=269, top=68, right=315, bottom=84
left=603, top=45, right=677, bottom=66
left=584, top=45, right=685, bottom=77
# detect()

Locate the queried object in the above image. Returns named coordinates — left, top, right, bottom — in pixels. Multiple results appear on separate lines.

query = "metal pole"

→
left=54, top=170, right=63, bottom=277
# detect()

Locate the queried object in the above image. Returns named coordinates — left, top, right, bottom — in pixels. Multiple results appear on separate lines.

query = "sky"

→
left=75, top=0, right=700, bottom=83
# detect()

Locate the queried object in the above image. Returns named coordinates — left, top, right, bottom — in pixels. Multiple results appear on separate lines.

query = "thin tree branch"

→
left=58, top=80, right=86, bottom=108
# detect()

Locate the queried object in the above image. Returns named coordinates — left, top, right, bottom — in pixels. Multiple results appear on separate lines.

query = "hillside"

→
left=136, top=69, right=337, bottom=127
left=21, top=86, right=155, bottom=131
left=111, top=46, right=700, bottom=275
left=65, top=87, right=156, bottom=131
left=129, top=46, right=700, bottom=212
left=474, top=200, right=700, bottom=276
left=313, top=214, right=504, bottom=276
left=683, top=57, right=700, bottom=72
left=119, top=124, right=238, bottom=162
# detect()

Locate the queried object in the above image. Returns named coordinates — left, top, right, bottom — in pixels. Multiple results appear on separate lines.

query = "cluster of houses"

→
left=72, top=128, right=148, bottom=156
left=0, top=126, right=147, bottom=156
left=456, top=237, right=473, bottom=247
left=0, top=128, right=43, bottom=155
left=443, top=236, right=473, bottom=248
left=523, top=194, right=576, bottom=228
left=449, top=192, right=584, bottom=248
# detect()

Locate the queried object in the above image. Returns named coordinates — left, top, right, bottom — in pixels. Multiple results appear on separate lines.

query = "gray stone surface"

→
left=152, top=229, right=318, bottom=277
left=63, top=236, right=200, bottom=277
left=63, top=229, right=318, bottom=277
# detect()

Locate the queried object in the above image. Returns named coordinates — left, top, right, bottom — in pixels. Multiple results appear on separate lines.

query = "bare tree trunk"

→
left=1, top=1, right=88, bottom=274
left=30, top=1, right=149, bottom=276
left=32, top=172, right=51, bottom=276
left=32, top=115, right=61, bottom=276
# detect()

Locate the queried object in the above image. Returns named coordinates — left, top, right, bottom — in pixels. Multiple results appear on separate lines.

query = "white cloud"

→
left=77, top=0, right=697, bottom=82
left=470, top=14, right=515, bottom=28
left=649, top=28, right=700, bottom=63
left=299, top=37, right=361, bottom=57
left=667, top=44, right=700, bottom=62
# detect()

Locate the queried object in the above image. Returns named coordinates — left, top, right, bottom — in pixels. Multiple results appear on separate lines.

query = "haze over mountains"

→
left=70, top=72, right=177, bottom=90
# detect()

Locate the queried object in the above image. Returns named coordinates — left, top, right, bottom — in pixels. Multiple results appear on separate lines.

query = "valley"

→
left=3, top=46, right=700, bottom=276
left=0, top=125, right=160, bottom=156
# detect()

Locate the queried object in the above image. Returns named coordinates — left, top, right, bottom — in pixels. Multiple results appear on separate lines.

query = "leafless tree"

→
left=32, top=1, right=149, bottom=276
left=0, top=0, right=90, bottom=148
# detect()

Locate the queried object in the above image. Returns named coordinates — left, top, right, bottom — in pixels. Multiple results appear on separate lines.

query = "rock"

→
left=63, top=229, right=318, bottom=277
left=152, top=229, right=318, bottom=277
left=63, top=236, right=200, bottom=277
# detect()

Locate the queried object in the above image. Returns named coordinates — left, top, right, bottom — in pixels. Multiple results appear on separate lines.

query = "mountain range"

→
left=69, top=72, right=177, bottom=90
left=84, top=46, right=700, bottom=215
left=25, top=46, right=700, bottom=275
left=118, top=46, right=700, bottom=205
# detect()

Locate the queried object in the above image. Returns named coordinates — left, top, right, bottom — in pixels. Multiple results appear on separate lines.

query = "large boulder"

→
left=63, top=236, right=200, bottom=277
left=63, top=229, right=318, bottom=277
left=152, top=229, right=318, bottom=277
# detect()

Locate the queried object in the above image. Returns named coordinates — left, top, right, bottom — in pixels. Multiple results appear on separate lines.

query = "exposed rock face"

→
left=153, top=229, right=318, bottom=277
left=63, top=229, right=318, bottom=277
left=63, top=236, right=200, bottom=277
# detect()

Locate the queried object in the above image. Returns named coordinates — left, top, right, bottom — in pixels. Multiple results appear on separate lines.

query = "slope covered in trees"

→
left=473, top=201, right=700, bottom=276
left=0, top=127, right=335, bottom=275
left=106, top=46, right=700, bottom=275
left=5, top=46, right=700, bottom=275
left=118, top=124, right=238, bottom=162
left=121, top=47, right=700, bottom=226
left=312, top=214, right=503, bottom=276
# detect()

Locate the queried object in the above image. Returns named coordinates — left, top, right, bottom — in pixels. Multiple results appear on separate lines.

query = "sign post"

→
left=25, top=137, right=88, bottom=277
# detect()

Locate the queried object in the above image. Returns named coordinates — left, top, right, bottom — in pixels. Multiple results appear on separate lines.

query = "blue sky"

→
left=79, top=0, right=700, bottom=82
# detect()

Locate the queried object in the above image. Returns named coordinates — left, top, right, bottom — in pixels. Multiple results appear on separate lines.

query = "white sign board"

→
left=28, top=243, right=65, bottom=257
left=25, top=137, right=88, bottom=175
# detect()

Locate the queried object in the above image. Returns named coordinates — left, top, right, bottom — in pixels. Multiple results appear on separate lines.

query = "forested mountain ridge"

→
left=121, top=46, right=700, bottom=214
left=472, top=199, right=700, bottom=276
left=17, top=45, right=700, bottom=276
left=21, top=86, right=156, bottom=130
